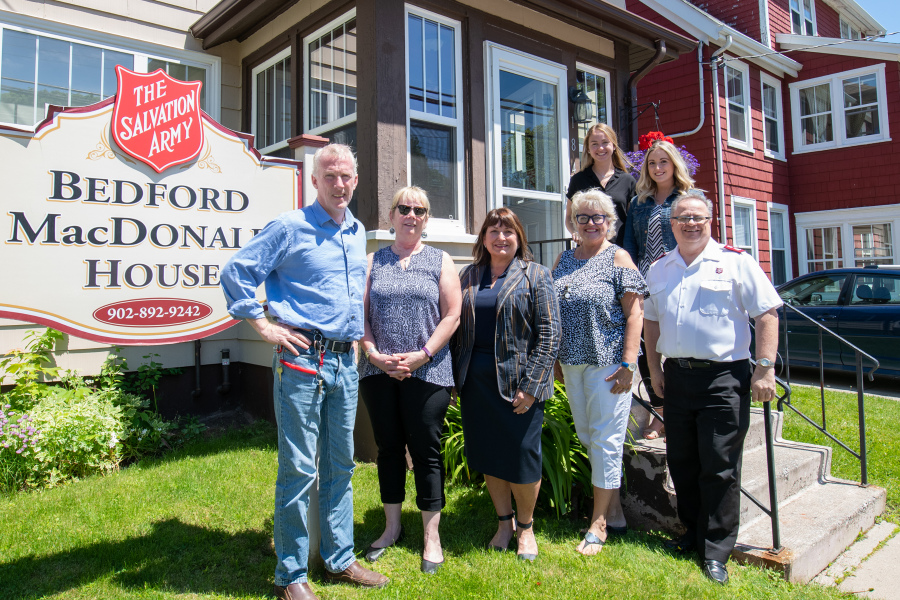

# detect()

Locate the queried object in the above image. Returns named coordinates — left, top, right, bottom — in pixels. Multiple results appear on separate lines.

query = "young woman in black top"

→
left=566, top=123, right=635, bottom=246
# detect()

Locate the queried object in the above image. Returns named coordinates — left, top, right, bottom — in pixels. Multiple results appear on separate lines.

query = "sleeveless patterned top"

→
left=358, top=244, right=453, bottom=386
left=553, top=245, right=648, bottom=367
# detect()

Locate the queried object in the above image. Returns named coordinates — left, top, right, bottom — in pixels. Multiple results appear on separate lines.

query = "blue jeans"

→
left=272, top=345, right=358, bottom=586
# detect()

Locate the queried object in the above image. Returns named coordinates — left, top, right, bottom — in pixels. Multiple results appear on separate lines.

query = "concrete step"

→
left=734, top=478, right=886, bottom=583
left=738, top=440, right=828, bottom=524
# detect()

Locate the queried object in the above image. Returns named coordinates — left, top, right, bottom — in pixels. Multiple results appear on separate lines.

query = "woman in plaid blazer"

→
left=452, top=207, right=560, bottom=562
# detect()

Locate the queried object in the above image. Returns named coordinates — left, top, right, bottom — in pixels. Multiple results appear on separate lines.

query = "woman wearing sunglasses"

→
left=358, top=186, right=462, bottom=574
left=552, top=189, right=647, bottom=556
left=622, top=139, right=696, bottom=440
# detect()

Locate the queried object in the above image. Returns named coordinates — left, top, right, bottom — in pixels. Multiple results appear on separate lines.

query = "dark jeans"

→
left=359, top=374, right=451, bottom=512
left=663, top=358, right=751, bottom=564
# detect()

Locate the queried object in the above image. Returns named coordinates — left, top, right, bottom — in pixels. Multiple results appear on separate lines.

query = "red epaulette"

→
left=723, top=244, right=744, bottom=253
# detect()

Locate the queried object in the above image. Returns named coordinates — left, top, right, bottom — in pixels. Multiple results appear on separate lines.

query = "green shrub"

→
left=27, top=387, right=126, bottom=487
left=441, top=380, right=592, bottom=517
left=0, top=328, right=184, bottom=492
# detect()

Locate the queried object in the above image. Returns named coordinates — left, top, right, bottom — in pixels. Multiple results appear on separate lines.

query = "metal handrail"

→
left=776, top=302, right=879, bottom=486
left=528, top=238, right=575, bottom=266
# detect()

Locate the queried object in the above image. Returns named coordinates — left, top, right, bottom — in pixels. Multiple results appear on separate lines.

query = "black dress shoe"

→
left=702, top=559, right=729, bottom=585
left=420, top=557, right=444, bottom=574
left=364, top=525, right=404, bottom=562
left=663, top=532, right=696, bottom=554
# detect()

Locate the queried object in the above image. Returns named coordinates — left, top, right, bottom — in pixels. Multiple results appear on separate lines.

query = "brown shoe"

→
left=323, top=560, right=389, bottom=588
left=274, top=582, right=319, bottom=600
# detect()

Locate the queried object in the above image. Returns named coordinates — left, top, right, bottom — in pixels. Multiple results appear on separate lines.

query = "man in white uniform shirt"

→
left=643, top=190, right=782, bottom=584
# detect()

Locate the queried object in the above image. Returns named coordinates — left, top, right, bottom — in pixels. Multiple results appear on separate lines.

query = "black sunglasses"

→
left=397, top=204, right=427, bottom=217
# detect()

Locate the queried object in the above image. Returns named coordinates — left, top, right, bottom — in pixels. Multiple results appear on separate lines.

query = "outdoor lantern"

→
left=568, top=85, right=593, bottom=123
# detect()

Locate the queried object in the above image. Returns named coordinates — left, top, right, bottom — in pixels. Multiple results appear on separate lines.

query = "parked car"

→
left=775, top=265, right=900, bottom=377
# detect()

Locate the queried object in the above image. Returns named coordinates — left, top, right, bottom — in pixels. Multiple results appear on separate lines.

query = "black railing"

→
left=528, top=238, right=575, bottom=268
left=776, top=303, right=880, bottom=486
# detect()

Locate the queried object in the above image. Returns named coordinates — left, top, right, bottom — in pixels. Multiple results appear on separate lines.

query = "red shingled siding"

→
left=814, top=0, right=841, bottom=38
left=686, top=0, right=762, bottom=41
left=768, top=0, right=793, bottom=37
left=627, top=30, right=791, bottom=275
left=784, top=54, right=900, bottom=214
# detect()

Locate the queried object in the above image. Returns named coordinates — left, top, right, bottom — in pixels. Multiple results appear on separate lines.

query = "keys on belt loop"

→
left=313, top=331, right=325, bottom=393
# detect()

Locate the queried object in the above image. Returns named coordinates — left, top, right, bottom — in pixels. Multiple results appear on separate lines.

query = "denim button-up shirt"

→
left=220, top=200, right=367, bottom=341
left=622, top=191, right=680, bottom=267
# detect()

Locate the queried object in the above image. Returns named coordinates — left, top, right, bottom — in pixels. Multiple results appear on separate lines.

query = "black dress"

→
left=460, top=266, right=544, bottom=484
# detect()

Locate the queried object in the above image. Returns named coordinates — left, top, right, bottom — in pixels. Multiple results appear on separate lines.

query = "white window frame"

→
left=760, top=72, right=785, bottom=161
left=573, top=62, right=612, bottom=171
left=731, top=196, right=759, bottom=259
left=790, top=0, right=816, bottom=36
left=724, top=60, right=753, bottom=153
left=484, top=43, right=569, bottom=229
left=789, top=64, right=890, bottom=154
left=767, top=202, right=793, bottom=284
left=251, top=47, right=292, bottom=155
left=0, top=17, right=220, bottom=129
left=303, top=9, right=357, bottom=137
left=404, top=5, right=465, bottom=233
left=795, top=205, right=900, bottom=274
left=840, top=17, right=861, bottom=40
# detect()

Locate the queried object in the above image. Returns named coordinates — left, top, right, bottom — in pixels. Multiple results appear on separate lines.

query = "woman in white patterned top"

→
left=358, top=186, right=462, bottom=574
left=552, top=189, right=647, bottom=556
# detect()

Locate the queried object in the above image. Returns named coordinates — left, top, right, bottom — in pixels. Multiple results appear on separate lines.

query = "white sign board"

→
left=0, top=97, right=299, bottom=344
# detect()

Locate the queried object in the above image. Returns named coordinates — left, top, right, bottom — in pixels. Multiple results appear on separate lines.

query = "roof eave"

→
left=776, top=33, right=900, bottom=62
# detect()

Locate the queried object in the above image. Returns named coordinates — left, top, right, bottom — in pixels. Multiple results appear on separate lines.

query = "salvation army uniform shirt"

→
left=644, top=239, right=783, bottom=362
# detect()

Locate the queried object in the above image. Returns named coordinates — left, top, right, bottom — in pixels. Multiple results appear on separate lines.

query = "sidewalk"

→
left=813, top=521, right=900, bottom=599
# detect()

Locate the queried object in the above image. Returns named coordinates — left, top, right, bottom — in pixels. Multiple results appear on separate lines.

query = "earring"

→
left=421, top=231, right=428, bottom=239
left=389, top=227, right=395, bottom=235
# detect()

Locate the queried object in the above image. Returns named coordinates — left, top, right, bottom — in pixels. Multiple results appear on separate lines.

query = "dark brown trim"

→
left=287, top=133, right=330, bottom=149
left=191, top=0, right=301, bottom=49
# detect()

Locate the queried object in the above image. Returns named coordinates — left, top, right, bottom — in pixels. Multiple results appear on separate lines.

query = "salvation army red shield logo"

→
left=111, top=66, right=204, bottom=173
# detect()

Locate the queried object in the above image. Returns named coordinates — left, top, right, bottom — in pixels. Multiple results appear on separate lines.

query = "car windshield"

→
left=780, top=274, right=848, bottom=306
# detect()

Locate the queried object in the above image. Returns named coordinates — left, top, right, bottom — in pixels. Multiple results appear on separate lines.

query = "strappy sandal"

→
left=515, top=519, right=537, bottom=562
left=488, top=513, right=515, bottom=552
left=579, top=531, right=605, bottom=555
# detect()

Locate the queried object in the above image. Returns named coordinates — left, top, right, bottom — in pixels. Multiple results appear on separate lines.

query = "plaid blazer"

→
left=452, top=258, right=561, bottom=403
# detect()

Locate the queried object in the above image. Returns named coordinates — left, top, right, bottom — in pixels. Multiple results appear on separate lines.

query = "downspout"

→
left=710, top=35, right=733, bottom=244
left=669, top=42, right=705, bottom=138
left=625, top=40, right=666, bottom=149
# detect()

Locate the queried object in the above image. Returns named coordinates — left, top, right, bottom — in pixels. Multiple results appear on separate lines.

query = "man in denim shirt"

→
left=221, top=144, right=388, bottom=600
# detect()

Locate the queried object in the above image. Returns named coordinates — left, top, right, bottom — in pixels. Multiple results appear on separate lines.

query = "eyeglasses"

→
left=574, top=214, right=607, bottom=225
left=672, top=215, right=711, bottom=224
left=397, top=204, right=427, bottom=217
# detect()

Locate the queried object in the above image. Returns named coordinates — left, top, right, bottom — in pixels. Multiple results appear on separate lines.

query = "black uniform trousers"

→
left=359, top=373, right=451, bottom=512
left=664, top=358, right=751, bottom=564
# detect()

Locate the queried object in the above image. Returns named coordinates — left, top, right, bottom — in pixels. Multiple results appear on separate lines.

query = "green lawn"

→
left=780, top=384, right=900, bottom=523
left=0, top=421, right=855, bottom=600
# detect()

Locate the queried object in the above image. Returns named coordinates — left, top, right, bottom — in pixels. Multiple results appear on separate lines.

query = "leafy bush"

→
left=441, top=380, right=593, bottom=517
left=0, top=328, right=187, bottom=492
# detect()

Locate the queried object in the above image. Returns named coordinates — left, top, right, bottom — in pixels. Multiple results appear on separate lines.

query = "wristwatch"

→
left=621, top=361, right=638, bottom=372
left=757, top=357, right=775, bottom=368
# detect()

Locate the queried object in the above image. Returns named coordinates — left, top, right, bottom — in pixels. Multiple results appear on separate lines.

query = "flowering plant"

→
left=638, top=131, right=673, bottom=151
left=626, top=131, right=700, bottom=181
